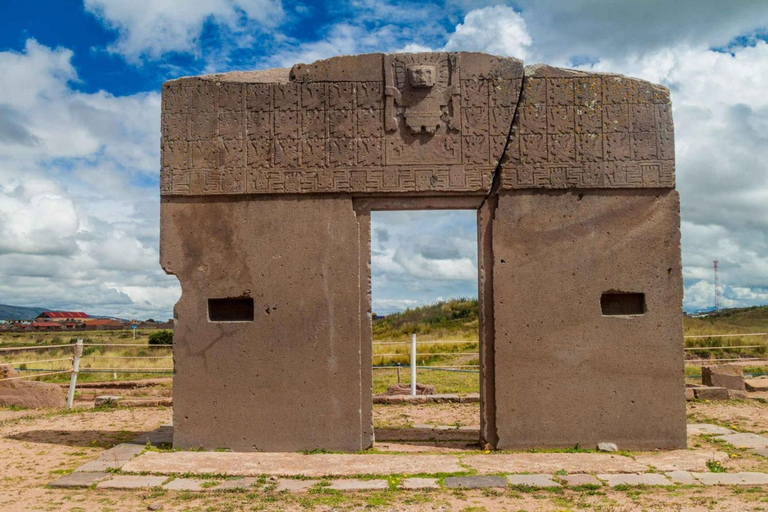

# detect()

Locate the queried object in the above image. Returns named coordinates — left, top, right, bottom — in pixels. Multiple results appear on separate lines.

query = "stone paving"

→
left=48, top=423, right=768, bottom=492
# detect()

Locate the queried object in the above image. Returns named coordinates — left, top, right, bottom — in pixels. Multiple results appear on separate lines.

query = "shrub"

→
left=148, top=330, right=173, bottom=345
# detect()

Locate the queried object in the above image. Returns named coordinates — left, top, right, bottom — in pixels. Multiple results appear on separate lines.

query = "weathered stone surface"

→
left=374, top=427, right=479, bottom=442
left=506, top=474, right=561, bottom=487
left=162, top=198, right=370, bottom=452
left=131, top=425, right=173, bottom=446
left=386, top=383, right=436, bottom=396
left=714, top=432, right=768, bottom=450
left=692, top=472, right=768, bottom=485
left=94, top=395, right=122, bottom=407
left=328, top=479, right=388, bottom=491
left=729, top=389, right=748, bottom=400
left=597, top=473, right=674, bottom=486
left=0, top=365, right=66, bottom=409
left=489, top=190, right=685, bottom=450
left=687, top=424, right=734, bottom=436
left=163, top=478, right=208, bottom=491
left=560, top=474, right=602, bottom=487
left=685, top=388, right=695, bottom=401
left=444, top=476, right=508, bottom=489
left=96, top=475, right=166, bottom=489
left=665, top=471, right=699, bottom=485
left=161, top=52, right=523, bottom=197
left=597, top=442, right=618, bottom=452
left=160, top=51, right=683, bottom=453
left=750, top=448, right=768, bottom=457
left=401, top=478, right=440, bottom=489
left=48, top=472, right=111, bottom=488
left=463, top=453, right=647, bottom=474
left=75, top=443, right=145, bottom=472
left=122, top=451, right=465, bottom=477
left=275, top=479, right=318, bottom=492
left=216, top=477, right=259, bottom=490
left=702, top=365, right=746, bottom=391
left=746, top=378, right=768, bottom=392
left=501, top=65, right=675, bottom=190
left=694, top=386, right=729, bottom=400
left=633, top=450, right=728, bottom=472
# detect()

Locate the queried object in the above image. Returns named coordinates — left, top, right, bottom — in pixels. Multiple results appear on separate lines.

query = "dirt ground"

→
left=2, top=401, right=768, bottom=511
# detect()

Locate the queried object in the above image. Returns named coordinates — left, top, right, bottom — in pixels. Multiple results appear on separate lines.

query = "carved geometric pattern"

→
left=161, top=57, right=674, bottom=196
left=502, top=69, right=675, bottom=190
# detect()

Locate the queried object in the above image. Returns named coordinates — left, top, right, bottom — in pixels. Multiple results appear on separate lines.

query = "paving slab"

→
left=506, top=474, right=561, bottom=488
left=48, top=472, right=111, bottom=488
left=130, top=425, right=173, bottom=446
left=560, top=474, right=602, bottom=487
left=746, top=378, right=768, bottom=392
left=687, top=424, right=735, bottom=436
left=275, top=479, right=319, bottom=492
left=715, top=432, right=768, bottom=450
left=692, top=472, right=768, bottom=485
left=634, top=450, right=728, bottom=471
left=163, top=478, right=208, bottom=491
left=597, top=473, right=674, bottom=487
left=375, top=427, right=479, bottom=442
left=122, top=451, right=464, bottom=477
left=666, top=471, right=699, bottom=485
left=463, top=453, right=646, bottom=474
left=215, top=477, right=259, bottom=490
left=328, top=480, right=389, bottom=491
left=75, top=443, right=145, bottom=472
left=444, top=476, right=508, bottom=489
left=97, top=475, right=167, bottom=489
left=400, top=477, right=440, bottom=490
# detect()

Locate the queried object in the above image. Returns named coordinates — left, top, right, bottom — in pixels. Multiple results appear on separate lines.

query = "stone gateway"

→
left=159, top=52, right=685, bottom=452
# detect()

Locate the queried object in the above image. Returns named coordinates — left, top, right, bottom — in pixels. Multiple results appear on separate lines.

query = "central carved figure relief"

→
left=160, top=52, right=685, bottom=453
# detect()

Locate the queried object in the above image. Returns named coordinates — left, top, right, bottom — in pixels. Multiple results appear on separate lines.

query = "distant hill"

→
left=373, top=299, right=768, bottom=341
left=0, top=304, right=47, bottom=320
left=685, top=305, right=768, bottom=335
left=372, top=298, right=478, bottom=341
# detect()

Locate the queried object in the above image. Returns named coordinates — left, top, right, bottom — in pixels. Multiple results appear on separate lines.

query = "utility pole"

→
left=714, top=260, right=721, bottom=312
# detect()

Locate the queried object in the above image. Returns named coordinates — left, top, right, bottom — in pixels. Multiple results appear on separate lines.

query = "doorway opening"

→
left=369, top=208, right=481, bottom=447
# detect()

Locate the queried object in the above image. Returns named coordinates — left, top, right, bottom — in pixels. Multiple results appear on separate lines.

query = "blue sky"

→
left=1, top=0, right=768, bottom=318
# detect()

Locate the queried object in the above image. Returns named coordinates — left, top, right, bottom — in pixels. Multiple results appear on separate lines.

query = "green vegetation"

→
left=684, top=306, right=768, bottom=360
left=148, top=329, right=174, bottom=345
left=373, top=298, right=478, bottom=342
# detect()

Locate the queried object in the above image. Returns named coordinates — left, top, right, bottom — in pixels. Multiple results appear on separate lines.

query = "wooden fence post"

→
left=66, top=338, right=83, bottom=409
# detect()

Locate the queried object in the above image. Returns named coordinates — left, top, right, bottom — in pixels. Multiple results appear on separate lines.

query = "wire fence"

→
left=1, top=332, right=767, bottom=403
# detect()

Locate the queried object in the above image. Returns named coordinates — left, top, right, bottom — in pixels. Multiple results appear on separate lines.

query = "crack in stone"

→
left=480, top=71, right=527, bottom=210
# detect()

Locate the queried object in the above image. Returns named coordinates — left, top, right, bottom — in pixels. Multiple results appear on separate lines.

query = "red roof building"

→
left=36, top=311, right=89, bottom=321
left=31, top=321, right=63, bottom=330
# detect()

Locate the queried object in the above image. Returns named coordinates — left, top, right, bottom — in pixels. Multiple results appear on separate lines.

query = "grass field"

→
left=2, top=300, right=768, bottom=394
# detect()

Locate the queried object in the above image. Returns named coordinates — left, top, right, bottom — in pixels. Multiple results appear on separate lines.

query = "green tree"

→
left=148, top=329, right=173, bottom=345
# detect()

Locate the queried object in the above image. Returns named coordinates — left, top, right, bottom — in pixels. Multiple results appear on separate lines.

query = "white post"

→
left=410, top=333, right=417, bottom=396
left=66, top=338, right=83, bottom=409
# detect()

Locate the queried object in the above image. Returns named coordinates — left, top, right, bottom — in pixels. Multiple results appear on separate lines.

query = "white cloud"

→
left=84, top=0, right=284, bottom=63
left=514, top=0, right=768, bottom=66
left=0, top=40, right=179, bottom=319
left=444, top=5, right=531, bottom=59
left=573, top=41, right=768, bottom=311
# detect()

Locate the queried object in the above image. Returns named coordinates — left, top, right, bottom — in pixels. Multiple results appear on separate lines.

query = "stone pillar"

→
left=161, top=196, right=371, bottom=451
left=489, top=189, right=686, bottom=450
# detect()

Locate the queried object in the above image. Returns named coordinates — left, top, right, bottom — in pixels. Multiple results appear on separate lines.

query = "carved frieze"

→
left=160, top=54, right=673, bottom=196
left=501, top=65, right=675, bottom=190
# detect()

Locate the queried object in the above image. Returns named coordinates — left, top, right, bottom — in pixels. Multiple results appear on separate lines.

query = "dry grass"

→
left=0, top=330, right=172, bottom=383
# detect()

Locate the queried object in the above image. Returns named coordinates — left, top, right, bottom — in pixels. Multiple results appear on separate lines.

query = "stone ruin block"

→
left=702, top=365, right=746, bottom=392
left=160, top=52, right=684, bottom=452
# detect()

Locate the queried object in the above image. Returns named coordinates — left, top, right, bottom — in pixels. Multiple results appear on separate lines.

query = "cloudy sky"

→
left=1, top=1, right=767, bottom=318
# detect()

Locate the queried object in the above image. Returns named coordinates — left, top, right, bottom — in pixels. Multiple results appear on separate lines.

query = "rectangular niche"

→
left=601, top=292, right=646, bottom=316
left=208, top=297, right=254, bottom=322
